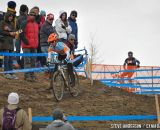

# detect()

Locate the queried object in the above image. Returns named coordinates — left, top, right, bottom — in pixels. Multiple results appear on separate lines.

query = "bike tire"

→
left=68, top=69, right=79, bottom=97
left=50, top=71, right=65, bottom=101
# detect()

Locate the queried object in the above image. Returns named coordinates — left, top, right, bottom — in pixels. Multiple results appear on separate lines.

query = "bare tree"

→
left=89, top=33, right=103, bottom=64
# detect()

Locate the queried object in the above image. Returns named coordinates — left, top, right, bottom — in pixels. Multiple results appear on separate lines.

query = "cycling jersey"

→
left=124, top=57, right=140, bottom=66
left=48, top=41, right=70, bottom=60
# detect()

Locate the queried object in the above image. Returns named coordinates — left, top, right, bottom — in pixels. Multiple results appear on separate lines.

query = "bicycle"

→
left=49, top=61, right=79, bottom=101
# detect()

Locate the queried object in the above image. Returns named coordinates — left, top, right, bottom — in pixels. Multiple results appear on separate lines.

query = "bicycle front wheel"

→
left=50, top=71, right=65, bottom=101
left=68, top=69, right=79, bottom=97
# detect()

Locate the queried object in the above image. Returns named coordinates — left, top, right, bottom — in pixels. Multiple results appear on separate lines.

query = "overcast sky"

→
left=1, top=0, right=160, bottom=66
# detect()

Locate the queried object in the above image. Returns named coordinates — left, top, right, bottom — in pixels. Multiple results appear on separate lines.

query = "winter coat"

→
left=68, top=17, right=78, bottom=42
left=40, top=21, right=57, bottom=46
left=55, top=18, right=72, bottom=40
left=55, top=10, right=72, bottom=40
left=16, top=13, right=28, bottom=30
left=46, top=120, right=75, bottom=130
left=0, top=104, right=32, bottom=130
left=0, top=12, right=15, bottom=50
left=21, top=16, right=39, bottom=49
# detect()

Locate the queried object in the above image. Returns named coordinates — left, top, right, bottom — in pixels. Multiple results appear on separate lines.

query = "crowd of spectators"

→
left=0, top=1, right=79, bottom=82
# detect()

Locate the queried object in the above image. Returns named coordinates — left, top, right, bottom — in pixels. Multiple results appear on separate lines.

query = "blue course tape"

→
left=92, top=71, right=118, bottom=74
left=99, top=78, right=134, bottom=82
left=102, top=82, right=140, bottom=88
left=0, top=67, right=54, bottom=74
left=0, top=52, right=48, bottom=57
left=135, top=76, right=160, bottom=79
left=141, top=87, right=160, bottom=90
left=0, top=61, right=86, bottom=74
left=0, top=49, right=86, bottom=57
left=135, top=91, right=160, bottom=95
left=32, top=115, right=157, bottom=122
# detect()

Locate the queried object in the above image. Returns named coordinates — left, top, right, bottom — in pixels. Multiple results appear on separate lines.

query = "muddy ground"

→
left=0, top=73, right=158, bottom=130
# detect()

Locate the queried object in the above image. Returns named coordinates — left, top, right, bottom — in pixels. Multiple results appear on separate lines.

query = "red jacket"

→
left=21, top=16, right=39, bottom=49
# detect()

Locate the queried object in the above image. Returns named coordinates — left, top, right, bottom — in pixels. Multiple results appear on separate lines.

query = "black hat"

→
left=7, top=1, right=16, bottom=9
left=70, top=10, right=77, bottom=17
left=20, top=4, right=28, bottom=13
left=128, top=51, right=133, bottom=55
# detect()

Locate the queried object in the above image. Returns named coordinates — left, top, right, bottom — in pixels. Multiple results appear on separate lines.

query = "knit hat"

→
left=40, top=10, right=46, bottom=16
left=8, top=92, right=19, bottom=105
left=70, top=10, right=77, bottom=17
left=7, top=1, right=16, bottom=9
left=53, top=108, right=63, bottom=120
left=20, top=4, right=28, bottom=13
left=68, top=34, right=75, bottom=40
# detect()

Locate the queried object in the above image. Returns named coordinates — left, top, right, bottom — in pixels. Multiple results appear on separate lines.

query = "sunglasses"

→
left=70, top=39, right=75, bottom=41
left=72, top=14, right=77, bottom=17
left=49, top=18, right=54, bottom=21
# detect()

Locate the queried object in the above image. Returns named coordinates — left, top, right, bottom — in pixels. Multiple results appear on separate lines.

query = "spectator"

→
left=55, top=10, right=72, bottom=42
left=15, top=4, right=29, bottom=69
left=21, top=9, right=39, bottom=82
left=0, top=10, right=5, bottom=68
left=0, top=12, right=18, bottom=79
left=0, top=92, right=32, bottom=130
left=7, top=1, right=17, bottom=30
left=40, top=10, right=46, bottom=26
left=46, top=108, right=75, bottom=130
left=33, top=6, right=45, bottom=28
left=40, top=13, right=56, bottom=67
left=68, top=10, right=78, bottom=49
left=32, top=6, right=45, bottom=67
left=65, top=34, right=83, bottom=67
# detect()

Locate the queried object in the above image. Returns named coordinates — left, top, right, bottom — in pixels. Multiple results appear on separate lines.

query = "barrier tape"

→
left=0, top=67, right=53, bottom=74
left=101, top=82, right=141, bottom=88
left=0, top=57, right=87, bottom=74
left=135, top=91, right=160, bottom=95
left=0, top=49, right=86, bottom=57
left=32, top=115, right=157, bottom=122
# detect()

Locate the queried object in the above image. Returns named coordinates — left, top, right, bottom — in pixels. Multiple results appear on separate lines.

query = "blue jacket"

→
left=68, top=17, right=78, bottom=42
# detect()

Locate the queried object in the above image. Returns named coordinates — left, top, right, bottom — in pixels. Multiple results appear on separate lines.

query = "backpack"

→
left=2, top=107, right=21, bottom=130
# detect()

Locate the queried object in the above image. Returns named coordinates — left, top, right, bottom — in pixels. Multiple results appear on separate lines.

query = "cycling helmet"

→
left=48, top=33, right=58, bottom=43
left=128, top=51, right=133, bottom=55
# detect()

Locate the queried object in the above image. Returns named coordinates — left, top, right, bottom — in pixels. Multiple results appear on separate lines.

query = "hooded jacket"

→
left=46, top=120, right=75, bottom=130
left=0, top=12, right=15, bottom=50
left=55, top=10, right=72, bottom=40
left=21, top=15, right=39, bottom=49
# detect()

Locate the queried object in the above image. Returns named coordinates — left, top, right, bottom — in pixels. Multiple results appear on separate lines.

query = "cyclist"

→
left=113, top=51, right=140, bottom=83
left=47, top=33, right=75, bottom=87
left=119, top=51, right=140, bottom=83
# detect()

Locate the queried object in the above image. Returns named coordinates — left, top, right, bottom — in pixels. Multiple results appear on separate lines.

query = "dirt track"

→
left=0, top=73, right=158, bottom=130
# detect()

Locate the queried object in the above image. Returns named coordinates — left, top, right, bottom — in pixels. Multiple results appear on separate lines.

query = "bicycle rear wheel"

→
left=68, top=69, right=79, bottom=97
left=50, top=71, right=65, bottom=101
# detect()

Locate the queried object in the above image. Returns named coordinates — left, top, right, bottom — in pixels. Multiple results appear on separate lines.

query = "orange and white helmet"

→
left=48, top=33, right=58, bottom=43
